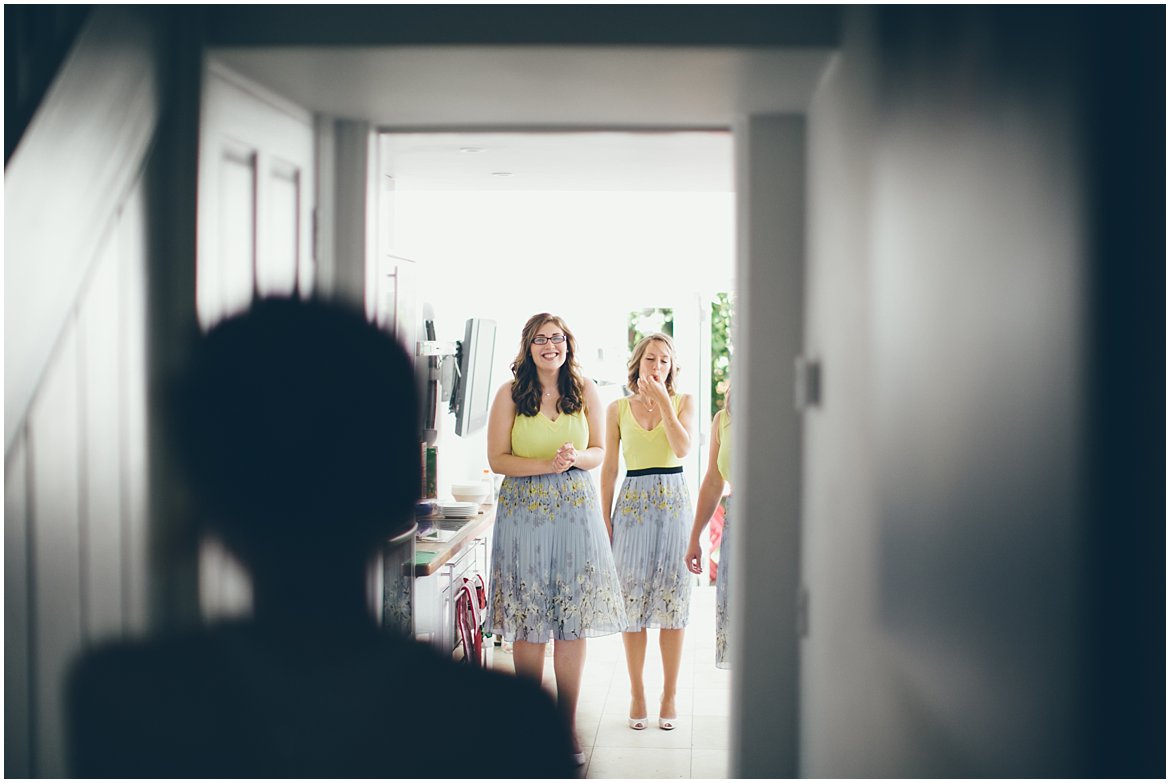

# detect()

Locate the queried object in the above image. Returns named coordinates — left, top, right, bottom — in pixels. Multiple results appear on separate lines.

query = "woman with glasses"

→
left=685, top=384, right=733, bottom=669
left=599, top=333, right=695, bottom=731
left=486, top=312, right=626, bottom=765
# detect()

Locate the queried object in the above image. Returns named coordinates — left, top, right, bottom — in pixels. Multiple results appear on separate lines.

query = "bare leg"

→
left=658, top=628, right=686, bottom=722
left=512, top=639, right=547, bottom=683
left=552, top=638, right=587, bottom=749
left=622, top=630, right=649, bottom=722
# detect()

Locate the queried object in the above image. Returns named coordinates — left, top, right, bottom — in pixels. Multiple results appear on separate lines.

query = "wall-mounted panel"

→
left=79, top=231, right=125, bottom=643
left=119, top=181, right=150, bottom=634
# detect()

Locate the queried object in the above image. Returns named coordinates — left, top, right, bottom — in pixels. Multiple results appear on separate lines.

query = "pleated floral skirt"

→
left=488, top=469, right=627, bottom=643
left=715, top=497, right=732, bottom=669
left=610, top=470, right=694, bottom=631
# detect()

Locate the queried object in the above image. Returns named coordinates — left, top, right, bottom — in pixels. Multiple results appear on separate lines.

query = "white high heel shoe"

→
left=659, top=696, right=678, bottom=730
left=627, top=716, right=648, bottom=730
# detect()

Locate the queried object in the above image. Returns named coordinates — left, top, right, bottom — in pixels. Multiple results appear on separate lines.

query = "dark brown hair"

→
left=627, top=332, right=679, bottom=395
left=510, top=313, right=585, bottom=416
left=175, top=297, right=420, bottom=564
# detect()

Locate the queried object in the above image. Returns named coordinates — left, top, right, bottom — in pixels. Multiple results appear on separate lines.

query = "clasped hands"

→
left=551, top=441, right=577, bottom=473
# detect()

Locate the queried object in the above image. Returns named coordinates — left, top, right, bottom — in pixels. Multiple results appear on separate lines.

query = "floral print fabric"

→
left=488, top=470, right=627, bottom=643
left=715, top=498, right=731, bottom=669
left=610, top=472, right=694, bottom=631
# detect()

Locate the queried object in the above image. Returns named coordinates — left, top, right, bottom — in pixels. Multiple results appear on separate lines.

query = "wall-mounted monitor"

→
left=452, top=318, right=496, bottom=437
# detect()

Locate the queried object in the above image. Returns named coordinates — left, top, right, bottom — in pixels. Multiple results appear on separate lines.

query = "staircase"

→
left=4, top=5, right=91, bottom=163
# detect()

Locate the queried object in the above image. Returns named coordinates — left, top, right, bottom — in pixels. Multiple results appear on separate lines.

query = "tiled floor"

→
left=487, top=583, right=731, bottom=779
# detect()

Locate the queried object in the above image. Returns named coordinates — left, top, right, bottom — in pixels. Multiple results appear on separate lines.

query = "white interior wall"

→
left=4, top=172, right=151, bottom=779
left=730, top=114, right=806, bottom=778
left=4, top=9, right=157, bottom=776
left=799, top=8, right=1094, bottom=776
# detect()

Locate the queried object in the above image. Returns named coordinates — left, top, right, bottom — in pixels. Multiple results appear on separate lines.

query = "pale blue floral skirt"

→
left=488, top=469, right=627, bottom=643
left=611, top=471, right=694, bottom=631
left=715, top=498, right=731, bottom=669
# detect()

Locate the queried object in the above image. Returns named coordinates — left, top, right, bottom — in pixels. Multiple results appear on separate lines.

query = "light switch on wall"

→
left=794, top=356, right=822, bottom=411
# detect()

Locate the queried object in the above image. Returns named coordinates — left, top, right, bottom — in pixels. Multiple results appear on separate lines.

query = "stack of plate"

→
left=437, top=500, right=480, bottom=519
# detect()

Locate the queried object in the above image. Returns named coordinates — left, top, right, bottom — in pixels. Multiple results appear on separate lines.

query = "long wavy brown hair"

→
left=510, top=313, right=586, bottom=416
left=627, top=332, right=679, bottom=395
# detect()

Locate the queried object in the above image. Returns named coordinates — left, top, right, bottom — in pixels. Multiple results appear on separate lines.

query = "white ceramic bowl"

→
left=451, top=482, right=489, bottom=504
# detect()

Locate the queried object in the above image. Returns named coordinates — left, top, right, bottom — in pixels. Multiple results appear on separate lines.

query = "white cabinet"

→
left=414, top=532, right=489, bottom=656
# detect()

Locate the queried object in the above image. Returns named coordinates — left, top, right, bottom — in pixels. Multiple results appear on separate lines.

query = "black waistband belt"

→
left=625, top=466, right=684, bottom=477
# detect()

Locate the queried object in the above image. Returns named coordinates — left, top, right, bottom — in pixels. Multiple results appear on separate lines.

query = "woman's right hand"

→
left=637, top=374, right=671, bottom=411
left=551, top=442, right=576, bottom=473
left=685, top=540, right=703, bottom=574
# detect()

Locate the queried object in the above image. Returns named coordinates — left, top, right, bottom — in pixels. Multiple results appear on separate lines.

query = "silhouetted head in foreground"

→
left=176, top=296, right=420, bottom=621
left=70, top=297, right=579, bottom=778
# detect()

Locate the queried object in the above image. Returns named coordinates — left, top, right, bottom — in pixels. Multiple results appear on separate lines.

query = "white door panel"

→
left=211, top=143, right=257, bottom=323
left=198, top=61, right=313, bottom=328
left=80, top=235, right=125, bottom=642
left=257, top=159, right=302, bottom=297
left=197, top=61, right=314, bottom=619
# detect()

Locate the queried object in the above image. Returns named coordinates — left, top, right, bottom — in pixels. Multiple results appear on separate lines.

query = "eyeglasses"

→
left=532, top=335, right=567, bottom=345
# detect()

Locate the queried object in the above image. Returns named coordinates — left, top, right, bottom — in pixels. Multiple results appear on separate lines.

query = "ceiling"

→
left=211, top=45, right=834, bottom=192
left=377, top=130, right=732, bottom=192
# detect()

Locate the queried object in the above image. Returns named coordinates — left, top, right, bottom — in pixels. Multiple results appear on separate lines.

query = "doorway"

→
left=377, top=132, right=737, bottom=778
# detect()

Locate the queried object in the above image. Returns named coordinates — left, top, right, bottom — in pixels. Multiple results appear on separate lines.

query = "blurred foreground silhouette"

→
left=67, top=297, right=576, bottom=778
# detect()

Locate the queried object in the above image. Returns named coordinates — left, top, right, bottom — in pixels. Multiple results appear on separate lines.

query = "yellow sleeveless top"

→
left=716, top=409, right=732, bottom=482
left=511, top=410, right=589, bottom=460
left=618, top=396, right=683, bottom=470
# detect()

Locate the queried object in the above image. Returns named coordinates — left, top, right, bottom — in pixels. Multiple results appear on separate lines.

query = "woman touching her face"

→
left=599, top=333, right=695, bottom=731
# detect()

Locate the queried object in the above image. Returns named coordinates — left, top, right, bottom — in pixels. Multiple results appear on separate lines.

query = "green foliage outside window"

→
left=627, top=307, right=674, bottom=352
left=711, top=292, right=734, bottom=417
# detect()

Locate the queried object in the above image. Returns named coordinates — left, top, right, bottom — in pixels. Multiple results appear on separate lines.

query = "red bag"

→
left=455, top=574, right=487, bottom=666
left=708, top=503, right=725, bottom=583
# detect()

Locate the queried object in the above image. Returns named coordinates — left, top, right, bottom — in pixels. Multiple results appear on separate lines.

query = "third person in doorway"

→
left=601, top=333, right=696, bottom=730
left=685, top=384, right=732, bottom=669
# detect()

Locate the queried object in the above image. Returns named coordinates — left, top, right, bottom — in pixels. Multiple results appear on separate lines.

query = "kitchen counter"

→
left=413, top=503, right=495, bottom=577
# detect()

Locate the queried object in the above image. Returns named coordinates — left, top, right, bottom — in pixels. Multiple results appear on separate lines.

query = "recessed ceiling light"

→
left=491, top=171, right=513, bottom=177
left=459, top=146, right=484, bottom=153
